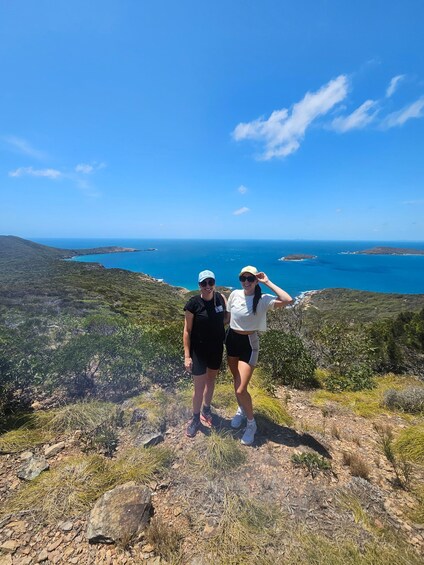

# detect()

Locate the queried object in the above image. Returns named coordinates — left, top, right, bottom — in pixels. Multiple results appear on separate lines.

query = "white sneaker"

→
left=231, top=406, right=246, bottom=429
left=241, top=419, right=257, bottom=446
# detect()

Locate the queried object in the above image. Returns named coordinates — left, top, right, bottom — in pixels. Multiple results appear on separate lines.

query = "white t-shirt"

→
left=228, top=290, right=276, bottom=332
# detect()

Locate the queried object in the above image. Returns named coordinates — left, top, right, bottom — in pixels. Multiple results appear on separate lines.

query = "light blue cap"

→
left=198, top=269, right=215, bottom=283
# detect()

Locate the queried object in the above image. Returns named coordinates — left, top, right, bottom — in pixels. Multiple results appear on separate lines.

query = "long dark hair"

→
left=253, top=284, right=262, bottom=314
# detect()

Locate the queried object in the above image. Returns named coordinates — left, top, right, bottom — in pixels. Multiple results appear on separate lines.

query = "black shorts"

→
left=191, top=344, right=224, bottom=376
left=225, top=328, right=259, bottom=366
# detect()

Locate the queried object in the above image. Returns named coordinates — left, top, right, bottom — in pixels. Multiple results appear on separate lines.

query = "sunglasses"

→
left=200, top=278, right=215, bottom=287
left=239, top=275, right=256, bottom=283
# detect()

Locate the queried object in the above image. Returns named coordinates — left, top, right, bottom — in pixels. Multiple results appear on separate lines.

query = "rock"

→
left=60, top=521, right=74, bottom=532
left=130, top=408, right=145, bottom=425
left=17, top=457, right=49, bottom=481
left=0, top=540, right=19, bottom=554
left=141, top=434, right=164, bottom=448
left=31, top=401, right=43, bottom=410
left=19, top=451, right=33, bottom=461
left=87, top=482, right=152, bottom=544
left=7, top=521, right=27, bottom=533
left=46, top=538, right=62, bottom=551
left=37, top=550, right=48, bottom=563
left=0, top=556, right=13, bottom=565
left=44, top=441, right=65, bottom=458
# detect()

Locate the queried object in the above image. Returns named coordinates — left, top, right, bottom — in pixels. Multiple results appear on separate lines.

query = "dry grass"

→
left=199, top=491, right=423, bottom=565
left=189, top=430, right=247, bottom=478
left=342, top=451, right=371, bottom=480
left=204, top=493, right=284, bottom=564
left=43, top=401, right=117, bottom=433
left=111, top=445, right=174, bottom=483
left=1, top=445, right=173, bottom=524
left=1, top=454, right=114, bottom=523
left=145, top=516, right=183, bottom=563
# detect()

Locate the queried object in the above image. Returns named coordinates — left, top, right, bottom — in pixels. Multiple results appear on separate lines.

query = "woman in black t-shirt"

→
left=183, top=269, right=228, bottom=437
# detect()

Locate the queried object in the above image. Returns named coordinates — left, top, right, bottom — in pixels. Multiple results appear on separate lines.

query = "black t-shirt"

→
left=184, top=292, right=226, bottom=347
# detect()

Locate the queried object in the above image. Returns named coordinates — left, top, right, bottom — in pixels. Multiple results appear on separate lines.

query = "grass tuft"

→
left=342, top=452, right=371, bottom=480
left=145, top=516, right=183, bottom=563
left=394, top=423, right=424, bottom=465
left=204, top=493, right=283, bottom=564
left=111, top=446, right=174, bottom=483
left=190, top=430, right=247, bottom=478
left=44, top=401, right=117, bottom=433
left=0, top=428, right=54, bottom=452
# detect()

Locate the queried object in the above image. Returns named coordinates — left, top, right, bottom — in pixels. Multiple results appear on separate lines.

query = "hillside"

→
left=0, top=235, right=185, bottom=323
left=1, top=236, right=424, bottom=563
left=297, top=288, right=424, bottom=324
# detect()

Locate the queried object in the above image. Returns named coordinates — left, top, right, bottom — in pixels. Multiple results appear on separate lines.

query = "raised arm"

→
left=256, top=272, right=293, bottom=308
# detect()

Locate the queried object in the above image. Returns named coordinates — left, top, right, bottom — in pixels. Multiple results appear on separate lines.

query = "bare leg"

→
left=228, top=356, right=255, bottom=420
left=192, top=373, right=207, bottom=414
left=203, top=368, right=218, bottom=407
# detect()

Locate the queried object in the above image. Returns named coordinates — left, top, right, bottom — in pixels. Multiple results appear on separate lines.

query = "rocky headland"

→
left=349, top=247, right=424, bottom=256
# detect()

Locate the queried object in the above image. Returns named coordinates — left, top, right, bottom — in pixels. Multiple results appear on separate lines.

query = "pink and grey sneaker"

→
left=200, top=409, right=213, bottom=428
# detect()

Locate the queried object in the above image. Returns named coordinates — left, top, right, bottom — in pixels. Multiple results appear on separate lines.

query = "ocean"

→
left=35, top=238, right=424, bottom=298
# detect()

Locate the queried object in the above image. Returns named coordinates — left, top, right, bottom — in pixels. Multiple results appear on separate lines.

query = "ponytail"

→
left=253, top=284, right=262, bottom=314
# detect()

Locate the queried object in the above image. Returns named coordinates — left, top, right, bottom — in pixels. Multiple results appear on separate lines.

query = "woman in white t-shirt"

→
left=225, top=266, right=292, bottom=446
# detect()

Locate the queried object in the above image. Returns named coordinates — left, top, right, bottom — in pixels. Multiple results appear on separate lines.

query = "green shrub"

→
left=314, top=323, right=375, bottom=392
left=291, top=452, right=332, bottom=477
left=259, top=330, right=317, bottom=389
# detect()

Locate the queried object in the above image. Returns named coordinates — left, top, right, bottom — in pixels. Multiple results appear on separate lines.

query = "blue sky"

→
left=1, top=0, right=423, bottom=240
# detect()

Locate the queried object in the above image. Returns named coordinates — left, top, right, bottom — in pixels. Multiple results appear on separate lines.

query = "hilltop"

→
left=0, top=236, right=423, bottom=563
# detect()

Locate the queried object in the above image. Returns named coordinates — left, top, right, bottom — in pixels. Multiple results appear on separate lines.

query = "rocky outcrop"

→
left=86, top=482, right=152, bottom=544
left=17, top=457, right=49, bottom=481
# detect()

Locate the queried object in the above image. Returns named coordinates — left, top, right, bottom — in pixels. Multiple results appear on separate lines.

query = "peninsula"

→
left=351, top=247, right=424, bottom=256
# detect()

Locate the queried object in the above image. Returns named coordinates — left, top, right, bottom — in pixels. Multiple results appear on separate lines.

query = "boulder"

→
left=17, top=457, right=49, bottom=481
left=87, top=482, right=152, bottom=544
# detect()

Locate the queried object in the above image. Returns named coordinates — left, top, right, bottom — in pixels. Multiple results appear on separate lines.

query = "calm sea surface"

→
left=35, top=239, right=424, bottom=297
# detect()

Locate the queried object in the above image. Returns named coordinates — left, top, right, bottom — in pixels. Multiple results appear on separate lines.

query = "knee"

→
left=235, top=385, right=248, bottom=397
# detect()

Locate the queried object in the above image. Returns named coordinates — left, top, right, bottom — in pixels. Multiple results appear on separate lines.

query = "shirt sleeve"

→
left=261, top=294, right=277, bottom=311
left=184, top=297, right=197, bottom=313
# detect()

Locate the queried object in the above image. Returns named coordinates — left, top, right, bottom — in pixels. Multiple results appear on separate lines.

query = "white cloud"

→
left=331, top=100, right=378, bottom=132
left=233, top=207, right=250, bottom=216
left=9, top=166, right=62, bottom=179
left=75, top=161, right=106, bottom=174
left=3, top=136, right=46, bottom=159
left=75, top=163, right=94, bottom=174
left=386, top=75, right=405, bottom=97
left=238, top=184, right=248, bottom=194
left=233, top=74, right=348, bottom=160
left=383, top=97, right=424, bottom=128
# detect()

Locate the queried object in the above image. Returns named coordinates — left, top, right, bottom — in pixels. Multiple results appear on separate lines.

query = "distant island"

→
left=279, top=254, right=317, bottom=261
left=349, top=247, right=424, bottom=256
left=69, top=246, right=140, bottom=257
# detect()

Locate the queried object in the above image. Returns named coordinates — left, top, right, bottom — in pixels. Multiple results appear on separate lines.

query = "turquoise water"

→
left=35, top=238, right=424, bottom=297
